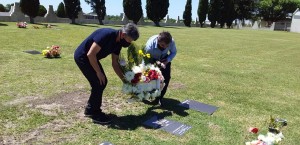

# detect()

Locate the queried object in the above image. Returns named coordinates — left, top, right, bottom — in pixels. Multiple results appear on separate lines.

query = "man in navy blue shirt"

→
left=144, top=31, right=177, bottom=106
left=74, top=23, right=139, bottom=124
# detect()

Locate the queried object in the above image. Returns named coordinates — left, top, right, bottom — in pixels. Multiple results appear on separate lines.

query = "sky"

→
left=1, top=0, right=199, bottom=19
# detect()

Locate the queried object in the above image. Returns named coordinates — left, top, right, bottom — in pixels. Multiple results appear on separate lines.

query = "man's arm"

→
left=166, top=40, right=177, bottom=62
left=112, top=53, right=126, bottom=83
left=87, top=42, right=106, bottom=85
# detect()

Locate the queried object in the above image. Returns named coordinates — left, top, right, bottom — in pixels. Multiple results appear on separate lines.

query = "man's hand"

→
left=96, top=71, right=106, bottom=85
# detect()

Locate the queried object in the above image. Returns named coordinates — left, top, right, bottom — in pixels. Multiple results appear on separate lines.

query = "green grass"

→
left=0, top=22, right=300, bottom=144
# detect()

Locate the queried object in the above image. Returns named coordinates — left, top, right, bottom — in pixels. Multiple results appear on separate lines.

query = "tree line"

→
left=1, top=0, right=299, bottom=28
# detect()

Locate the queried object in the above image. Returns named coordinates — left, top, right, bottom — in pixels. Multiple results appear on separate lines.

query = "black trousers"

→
left=158, top=62, right=171, bottom=100
left=74, top=57, right=107, bottom=114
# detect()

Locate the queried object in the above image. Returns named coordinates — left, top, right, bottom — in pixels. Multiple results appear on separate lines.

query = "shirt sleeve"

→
left=167, top=39, right=177, bottom=62
left=144, top=37, right=156, bottom=62
left=92, top=29, right=109, bottom=48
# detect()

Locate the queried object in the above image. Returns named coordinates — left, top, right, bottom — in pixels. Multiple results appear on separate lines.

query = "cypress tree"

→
left=85, top=0, right=106, bottom=25
left=57, top=2, right=66, bottom=18
left=183, top=0, right=192, bottom=27
left=198, top=0, right=208, bottom=27
left=146, top=0, right=169, bottom=26
left=64, top=0, right=82, bottom=24
left=0, top=4, right=5, bottom=12
left=20, top=0, right=40, bottom=23
left=38, top=5, right=47, bottom=17
left=208, top=0, right=221, bottom=28
left=123, top=0, right=143, bottom=24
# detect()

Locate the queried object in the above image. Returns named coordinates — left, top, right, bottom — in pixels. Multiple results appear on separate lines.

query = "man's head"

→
left=157, top=31, right=172, bottom=49
left=120, top=23, right=139, bottom=47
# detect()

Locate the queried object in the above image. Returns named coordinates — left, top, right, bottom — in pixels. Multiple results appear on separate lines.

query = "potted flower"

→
left=268, top=115, right=287, bottom=134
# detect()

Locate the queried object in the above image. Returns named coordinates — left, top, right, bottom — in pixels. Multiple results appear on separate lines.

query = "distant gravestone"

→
left=252, top=21, right=259, bottom=29
left=122, top=13, right=129, bottom=24
left=176, top=16, right=180, bottom=23
left=165, top=15, right=169, bottom=23
left=269, top=22, right=275, bottom=31
left=10, top=2, right=25, bottom=21
left=44, top=5, right=57, bottom=22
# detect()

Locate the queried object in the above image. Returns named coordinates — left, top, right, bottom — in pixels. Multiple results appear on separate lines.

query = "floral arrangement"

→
left=16, top=22, right=27, bottom=28
left=119, top=43, right=164, bottom=101
left=42, top=45, right=61, bottom=58
left=245, top=116, right=287, bottom=145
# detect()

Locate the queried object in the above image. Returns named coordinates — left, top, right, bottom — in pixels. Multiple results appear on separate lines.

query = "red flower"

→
left=248, top=127, right=259, bottom=134
left=131, top=73, right=142, bottom=84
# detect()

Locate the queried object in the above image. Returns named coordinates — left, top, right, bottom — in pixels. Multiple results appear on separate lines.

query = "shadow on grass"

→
left=107, top=98, right=189, bottom=130
left=0, top=23, right=8, bottom=26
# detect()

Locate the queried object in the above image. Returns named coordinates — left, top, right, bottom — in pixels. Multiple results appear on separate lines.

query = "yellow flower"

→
left=146, top=53, right=151, bottom=58
left=42, top=50, right=49, bottom=56
left=138, top=50, right=143, bottom=55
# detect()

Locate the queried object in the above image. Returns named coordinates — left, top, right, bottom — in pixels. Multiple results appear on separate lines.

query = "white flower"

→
left=141, top=75, right=147, bottom=82
left=132, top=66, right=142, bottom=74
left=125, top=71, right=135, bottom=82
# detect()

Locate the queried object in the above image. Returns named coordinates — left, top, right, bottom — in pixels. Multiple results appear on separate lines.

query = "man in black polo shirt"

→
left=74, top=23, right=139, bottom=124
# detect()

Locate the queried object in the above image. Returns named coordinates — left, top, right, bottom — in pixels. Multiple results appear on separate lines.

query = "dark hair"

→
left=122, top=23, right=139, bottom=41
left=158, top=31, right=172, bottom=44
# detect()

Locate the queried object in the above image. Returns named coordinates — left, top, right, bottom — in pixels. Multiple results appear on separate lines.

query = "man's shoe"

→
left=143, top=98, right=162, bottom=106
left=92, top=112, right=112, bottom=125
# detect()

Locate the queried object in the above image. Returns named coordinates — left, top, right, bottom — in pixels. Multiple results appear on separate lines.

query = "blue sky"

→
left=1, top=0, right=199, bottom=19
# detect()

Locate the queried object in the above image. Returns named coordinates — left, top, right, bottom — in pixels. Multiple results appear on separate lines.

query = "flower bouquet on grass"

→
left=119, top=43, right=165, bottom=101
left=245, top=116, right=287, bottom=145
left=42, top=45, right=61, bottom=58
left=16, top=22, right=27, bottom=28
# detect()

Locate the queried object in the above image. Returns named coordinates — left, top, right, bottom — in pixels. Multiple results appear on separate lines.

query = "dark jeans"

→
left=74, top=57, right=107, bottom=114
left=158, top=62, right=171, bottom=100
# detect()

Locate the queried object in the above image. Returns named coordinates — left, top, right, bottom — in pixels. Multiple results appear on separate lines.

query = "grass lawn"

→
left=0, top=22, right=299, bottom=144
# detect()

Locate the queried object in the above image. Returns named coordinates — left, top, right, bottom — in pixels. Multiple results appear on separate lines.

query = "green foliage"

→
left=258, top=0, right=300, bottom=22
left=38, top=5, right=47, bottom=17
left=64, top=0, right=82, bottom=24
left=20, top=0, right=40, bottom=23
left=56, top=2, right=66, bottom=18
left=0, top=4, right=5, bottom=12
left=208, top=0, right=221, bottom=28
left=198, top=0, right=208, bottom=27
left=123, top=0, right=143, bottom=24
left=106, top=15, right=122, bottom=21
left=183, top=0, right=192, bottom=27
left=146, top=0, right=169, bottom=26
left=235, top=0, right=256, bottom=22
left=85, top=0, right=106, bottom=25
left=5, top=4, right=12, bottom=12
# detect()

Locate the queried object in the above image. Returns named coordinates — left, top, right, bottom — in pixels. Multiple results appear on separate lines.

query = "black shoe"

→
left=92, top=112, right=112, bottom=125
left=84, top=109, right=95, bottom=118
left=143, top=98, right=162, bottom=106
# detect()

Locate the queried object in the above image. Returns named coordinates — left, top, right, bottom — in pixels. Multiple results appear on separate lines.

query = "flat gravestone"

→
left=143, top=115, right=192, bottom=136
left=23, top=50, right=41, bottom=54
left=178, top=100, right=218, bottom=115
